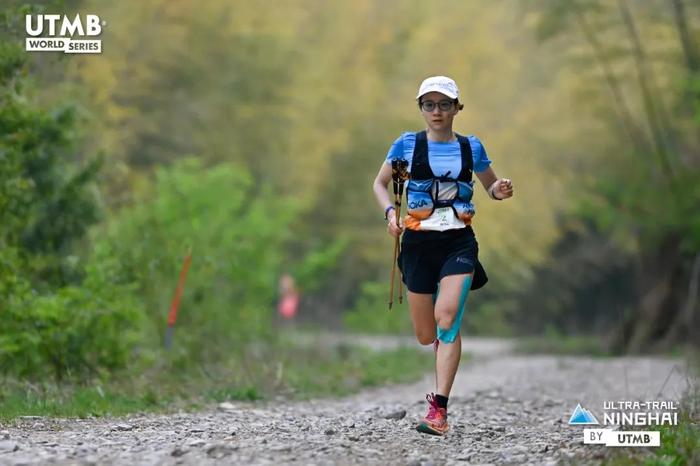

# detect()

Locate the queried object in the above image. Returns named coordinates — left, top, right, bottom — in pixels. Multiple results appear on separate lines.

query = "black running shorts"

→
left=398, top=226, right=487, bottom=294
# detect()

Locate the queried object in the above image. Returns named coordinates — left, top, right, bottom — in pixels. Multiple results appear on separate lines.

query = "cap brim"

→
left=416, top=87, right=458, bottom=100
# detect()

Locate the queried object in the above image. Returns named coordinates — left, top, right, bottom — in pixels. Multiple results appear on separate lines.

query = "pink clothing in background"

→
left=278, top=292, right=299, bottom=320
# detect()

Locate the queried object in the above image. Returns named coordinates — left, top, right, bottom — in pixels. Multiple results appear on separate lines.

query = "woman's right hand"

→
left=387, top=210, right=404, bottom=238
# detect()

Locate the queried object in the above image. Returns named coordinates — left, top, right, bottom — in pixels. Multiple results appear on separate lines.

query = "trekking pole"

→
left=388, top=160, right=409, bottom=310
left=388, top=162, right=399, bottom=309
left=396, top=163, right=408, bottom=304
left=389, top=238, right=399, bottom=310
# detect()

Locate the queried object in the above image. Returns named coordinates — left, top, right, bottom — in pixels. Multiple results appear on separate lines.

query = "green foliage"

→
left=274, top=345, right=434, bottom=399
left=343, top=280, right=414, bottom=334
left=0, top=10, right=103, bottom=288
left=292, top=237, right=349, bottom=292
left=519, top=0, right=700, bottom=349
left=652, top=422, right=700, bottom=466
left=206, top=386, right=262, bottom=402
left=0, top=6, right=143, bottom=381
left=0, top=382, right=165, bottom=420
left=0, top=244, right=143, bottom=379
left=515, top=334, right=612, bottom=357
left=577, top=162, right=700, bottom=255
left=464, top=299, right=515, bottom=337
left=0, top=65, right=99, bottom=255
left=528, top=0, right=700, bottom=258
left=0, top=344, right=435, bottom=419
left=0, top=40, right=24, bottom=85
left=0, top=83, right=102, bottom=287
left=97, top=158, right=301, bottom=359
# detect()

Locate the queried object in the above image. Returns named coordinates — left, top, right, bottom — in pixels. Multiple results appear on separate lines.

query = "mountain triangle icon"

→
left=568, top=403, right=599, bottom=425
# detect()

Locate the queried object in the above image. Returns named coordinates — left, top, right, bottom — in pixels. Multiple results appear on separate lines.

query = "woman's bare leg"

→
left=407, top=291, right=436, bottom=345
left=433, top=273, right=470, bottom=396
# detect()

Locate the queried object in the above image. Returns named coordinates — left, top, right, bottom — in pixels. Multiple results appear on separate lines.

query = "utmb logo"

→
left=26, top=14, right=102, bottom=37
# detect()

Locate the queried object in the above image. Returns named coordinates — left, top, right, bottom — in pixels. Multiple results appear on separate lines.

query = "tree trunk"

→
left=572, top=2, right=648, bottom=157
left=660, top=251, right=700, bottom=348
left=615, top=234, right=693, bottom=353
left=671, top=0, right=699, bottom=73
left=617, top=0, right=677, bottom=180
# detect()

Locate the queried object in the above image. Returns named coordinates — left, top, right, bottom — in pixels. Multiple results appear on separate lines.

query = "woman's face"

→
left=419, top=91, right=459, bottom=132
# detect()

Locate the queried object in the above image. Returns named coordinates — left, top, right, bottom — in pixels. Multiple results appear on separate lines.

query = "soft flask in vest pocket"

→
left=406, top=179, right=434, bottom=220
left=453, top=180, right=475, bottom=221
left=453, top=201, right=475, bottom=222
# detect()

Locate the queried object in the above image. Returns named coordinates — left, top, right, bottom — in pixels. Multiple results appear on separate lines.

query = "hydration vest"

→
left=406, top=131, right=476, bottom=223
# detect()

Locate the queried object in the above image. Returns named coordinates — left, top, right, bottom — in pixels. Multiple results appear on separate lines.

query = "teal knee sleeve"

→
left=436, top=275, right=472, bottom=344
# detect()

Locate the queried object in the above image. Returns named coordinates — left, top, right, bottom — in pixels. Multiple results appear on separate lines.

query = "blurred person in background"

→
left=277, top=273, right=300, bottom=321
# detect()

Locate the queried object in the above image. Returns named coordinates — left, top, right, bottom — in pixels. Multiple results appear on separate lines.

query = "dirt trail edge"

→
left=0, top=337, right=692, bottom=466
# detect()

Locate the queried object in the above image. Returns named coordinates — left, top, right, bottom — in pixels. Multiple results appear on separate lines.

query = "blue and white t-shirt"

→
left=385, top=132, right=492, bottom=231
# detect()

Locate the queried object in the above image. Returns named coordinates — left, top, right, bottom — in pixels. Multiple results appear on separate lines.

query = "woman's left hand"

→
left=495, top=178, right=514, bottom=199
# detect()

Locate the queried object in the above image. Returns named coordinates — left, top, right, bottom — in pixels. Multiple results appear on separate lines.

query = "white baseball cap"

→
left=416, top=76, right=459, bottom=100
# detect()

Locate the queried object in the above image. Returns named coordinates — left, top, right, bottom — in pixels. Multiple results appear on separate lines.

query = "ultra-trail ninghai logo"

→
left=568, top=401, right=678, bottom=447
left=25, top=14, right=103, bottom=54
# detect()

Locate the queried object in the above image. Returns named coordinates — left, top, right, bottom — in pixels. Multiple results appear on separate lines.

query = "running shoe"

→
left=416, top=392, right=448, bottom=435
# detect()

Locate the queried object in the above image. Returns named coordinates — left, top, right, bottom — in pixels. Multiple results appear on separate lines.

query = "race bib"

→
left=419, top=206, right=466, bottom=231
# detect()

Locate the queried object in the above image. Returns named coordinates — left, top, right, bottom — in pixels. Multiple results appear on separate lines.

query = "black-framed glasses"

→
left=419, top=100, right=455, bottom=112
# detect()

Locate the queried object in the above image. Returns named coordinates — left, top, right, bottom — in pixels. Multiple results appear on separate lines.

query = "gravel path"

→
left=0, top=337, right=693, bottom=466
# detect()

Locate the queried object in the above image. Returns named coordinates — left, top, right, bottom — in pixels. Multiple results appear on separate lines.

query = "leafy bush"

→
left=97, top=159, right=302, bottom=360
left=0, top=244, right=143, bottom=379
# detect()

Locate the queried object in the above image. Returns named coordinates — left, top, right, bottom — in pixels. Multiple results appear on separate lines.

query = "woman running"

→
left=372, top=76, right=514, bottom=435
